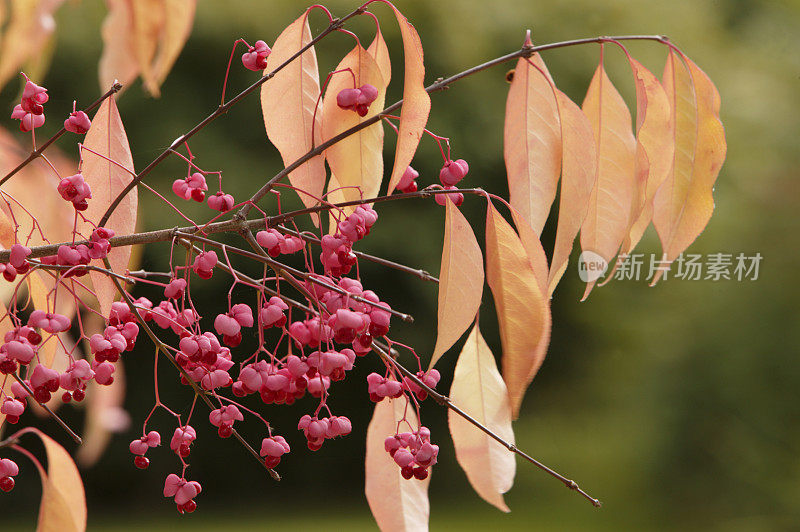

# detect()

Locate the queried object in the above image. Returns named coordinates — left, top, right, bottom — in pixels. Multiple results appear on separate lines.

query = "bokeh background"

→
left=2, top=0, right=799, bottom=530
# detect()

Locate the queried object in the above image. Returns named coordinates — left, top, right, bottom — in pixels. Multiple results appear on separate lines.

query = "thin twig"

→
left=277, top=225, right=439, bottom=284
left=0, top=188, right=478, bottom=263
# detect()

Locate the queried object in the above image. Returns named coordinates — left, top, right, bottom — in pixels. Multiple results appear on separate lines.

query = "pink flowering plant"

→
left=0, top=1, right=725, bottom=529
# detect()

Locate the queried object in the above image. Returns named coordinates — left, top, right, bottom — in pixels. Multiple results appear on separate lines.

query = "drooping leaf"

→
left=579, top=57, right=637, bottom=299
left=449, top=323, right=515, bottom=512
left=547, top=90, right=597, bottom=295
left=99, top=0, right=196, bottom=95
left=0, top=0, right=64, bottom=90
left=429, top=200, right=484, bottom=369
left=81, top=98, right=137, bottom=318
left=28, top=427, right=87, bottom=532
left=365, top=396, right=430, bottom=532
left=368, top=21, right=392, bottom=86
left=130, top=0, right=164, bottom=93
left=99, top=0, right=139, bottom=92
left=384, top=5, right=431, bottom=195
left=145, top=0, right=196, bottom=96
left=504, top=35, right=561, bottom=235
left=261, top=9, right=326, bottom=226
left=485, top=202, right=551, bottom=418
left=321, top=44, right=386, bottom=208
left=508, top=204, right=549, bottom=296
left=621, top=57, right=674, bottom=255
left=652, top=50, right=726, bottom=284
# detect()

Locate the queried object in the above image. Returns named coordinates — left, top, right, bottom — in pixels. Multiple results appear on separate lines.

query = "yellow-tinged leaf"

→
left=130, top=0, right=164, bottom=93
left=621, top=57, right=674, bottom=256
left=146, top=0, right=196, bottom=96
left=99, top=0, right=139, bottom=92
left=365, top=397, right=430, bottom=532
left=429, top=201, right=483, bottom=369
left=0, top=0, right=64, bottom=90
left=579, top=59, right=637, bottom=299
left=449, top=323, right=515, bottom=512
left=548, top=90, right=597, bottom=295
left=485, top=202, right=551, bottom=418
left=368, top=22, right=392, bottom=86
left=82, top=98, right=137, bottom=318
left=321, top=44, right=386, bottom=208
left=261, top=10, right=326, bottom=226
left=508, top=204, right=549, bottom=296
left=28, top=428, right=87, bottom=532
left=504, top=39, right=562, bottom=235
left=652, top=50, right=726, bottom=284
left=384, top=6, right=431, bottom=195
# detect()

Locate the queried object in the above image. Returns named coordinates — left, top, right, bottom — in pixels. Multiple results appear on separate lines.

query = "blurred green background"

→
left=2, top=0, right=799, bottom=530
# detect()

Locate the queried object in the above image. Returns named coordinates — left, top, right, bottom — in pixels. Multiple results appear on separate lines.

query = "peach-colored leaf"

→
left=429, top=200, right=483, bottom=369
left=145, top=0, right=196, bottom=96
left=321, top=44, right=386, bottom=208
left=82, top=98, right=137, bottom=318
left=579, top=59, right=637, bottom=299
left=504, top=38, right=561, bottom=235
left=0, top=0, right=64, bottom=90
left=261, top=10, right=326, bottom=226
left=652, top=51, right=726, bottom=284
left=485, top=201, right=551, bottom=418
left=384, top=6, right=431, bottom=195
left=620, top=57, right=674, bottom=256
left=548, top=90, right=597, bottom=295
left=365, top=396, right=430, bottom=532
left=449, top=323, right=515, bottom=512
left=129, top=0, right=164, bottom=93
left=368, top=22, right=392, bottom=86
left=508, top=204, right=549, bottom=296
left=99, top=0, right=140, bottom=92
left=29, top=427, right=87, bottom=532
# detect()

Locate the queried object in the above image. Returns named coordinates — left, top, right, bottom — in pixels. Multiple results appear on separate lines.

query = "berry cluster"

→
left=384, top=427, right=439, bottom=480
left=0, top=67, right=445, bottom=513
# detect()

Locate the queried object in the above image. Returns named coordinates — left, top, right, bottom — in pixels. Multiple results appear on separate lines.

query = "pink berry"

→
left=64, top=111, right=91, bottom=134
